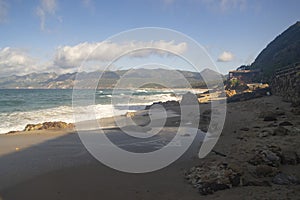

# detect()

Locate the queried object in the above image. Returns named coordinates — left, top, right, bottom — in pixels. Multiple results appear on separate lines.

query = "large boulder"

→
left=184, top=162, right=241, bottom=195
left=24, top=121, right=74, bottom=131
left=272, top=173, right=300, bottom=185
left=248, top=145, right=282, bottom=167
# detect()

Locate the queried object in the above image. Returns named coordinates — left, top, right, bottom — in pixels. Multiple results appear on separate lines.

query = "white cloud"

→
left=0, top=41, right=188, bottom=76
left=36, top=0, right=60, bottom=31
left=217, top=51, right=234, bottom=62
left=0, top=47, right=41, bottom=77
left=201, top=0, right=246, bottom=12
left=54, top=40, right=188, bottom=68
left=0, top=0, right=8, bottom=23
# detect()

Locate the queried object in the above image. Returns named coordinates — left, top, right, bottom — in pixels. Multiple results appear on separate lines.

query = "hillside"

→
left=0, top=68, right=224, bottom=89
left=251, top=21, right=300, bottom=76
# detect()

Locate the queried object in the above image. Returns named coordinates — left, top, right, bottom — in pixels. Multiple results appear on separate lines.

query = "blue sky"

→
left=0, top=0, right=299, bottom=76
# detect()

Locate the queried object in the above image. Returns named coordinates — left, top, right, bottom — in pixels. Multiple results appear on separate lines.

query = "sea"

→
left=0, top=89, right=201, bottom=134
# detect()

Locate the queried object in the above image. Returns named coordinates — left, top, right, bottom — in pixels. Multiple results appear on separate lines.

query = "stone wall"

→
left=271, top=65, right=300, bottom=106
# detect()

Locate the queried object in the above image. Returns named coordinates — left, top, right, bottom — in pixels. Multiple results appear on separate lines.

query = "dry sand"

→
left=0, top=95, right=299, bottom=199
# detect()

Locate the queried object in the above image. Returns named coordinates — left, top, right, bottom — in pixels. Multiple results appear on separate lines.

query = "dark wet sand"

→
left=0, top=125, right=204, bottom=200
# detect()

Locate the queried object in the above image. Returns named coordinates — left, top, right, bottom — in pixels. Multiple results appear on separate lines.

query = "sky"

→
left=0, top=0, right=299, bottom=77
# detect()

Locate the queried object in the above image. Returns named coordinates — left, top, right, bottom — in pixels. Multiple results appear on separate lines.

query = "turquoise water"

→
left=0, top=89, right=73, bottom=113
left=0, top=89, right=182, bottom=133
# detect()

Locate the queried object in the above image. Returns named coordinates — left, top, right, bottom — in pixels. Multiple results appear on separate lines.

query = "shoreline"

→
left=0, top=95, right=300, bottom=199
left=1, top=88, right=208, bottom=135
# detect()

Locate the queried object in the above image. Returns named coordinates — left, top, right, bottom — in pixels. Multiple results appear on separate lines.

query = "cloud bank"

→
left=0, top=47, right=40, bottom=77
left=54, top=40, right=188, bottom=68
left=0, top=40, right=188, bottom=76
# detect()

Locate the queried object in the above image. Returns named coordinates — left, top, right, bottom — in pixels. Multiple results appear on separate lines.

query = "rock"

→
left=272, top=173, right=300, bottom=185
left=258, top=129, right=272, bottom=138
left=240, top=127, right=250, bottom=131
left=259, top=111, right=275, bottom=118
left=273, top=126, right=290, bottom=136
left=230, top=175, right=241, bottom=187
left=198, top=182, right=229, bottom=195
left=255, top=165, right=279, bottom=177
left=242, top=179, right=271, bottom=187
left=225, top=89, right=236, bottom=98
left=267, top=122, right=278, bottom=127
left=125, top=111, right=136, bottom=117
left=281, top=151, right=299, bottom=165
left=258, top=131, right=270, bottom=138
left=241, top=174, right=272, bottom=186
left=185, top=162, right=241, bottom=195
left=227, top=89, right=268, bottom=103
left=6, top=131, right=19, bottom=134
left=24, top=123, right=43, bottom=131
left=279, top=121, right=293, bottom=126
left=24, top=121, right=74, bottom=131
left=145, top=100, right=180, bottom=111
left=263, top=116, right=277, bottom=121
left=275, top=110, right=285, bottom=116
left=248, top=145, right=282, bottom=167
left=259, top=111, right=282, bottom=121
left=181, top=92, right=199, bottom=105
left=291, top=108, right=300, bottom=115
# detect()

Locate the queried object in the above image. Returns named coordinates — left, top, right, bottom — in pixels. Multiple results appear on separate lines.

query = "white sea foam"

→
left=0, top=93, right=181, bottom=134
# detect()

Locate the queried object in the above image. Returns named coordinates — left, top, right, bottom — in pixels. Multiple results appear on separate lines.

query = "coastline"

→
left=1, top=93, right=300, bottom=199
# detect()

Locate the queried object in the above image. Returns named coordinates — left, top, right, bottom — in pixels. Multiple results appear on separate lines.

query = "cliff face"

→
left=251, top=21, right=300, bottom=76
left=271, top=64, right=300, bottom=106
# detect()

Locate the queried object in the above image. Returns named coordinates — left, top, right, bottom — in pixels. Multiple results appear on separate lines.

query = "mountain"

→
left=251, top=21, right=300, bottom=76
left=0, top=68, right=224, bottom=89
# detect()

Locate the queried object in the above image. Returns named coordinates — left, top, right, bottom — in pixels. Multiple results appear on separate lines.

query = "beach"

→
left=0, top=94, right=299, bottom=199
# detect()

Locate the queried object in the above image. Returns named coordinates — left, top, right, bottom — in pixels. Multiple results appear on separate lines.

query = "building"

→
left=228, top=69, right=261, bottom=83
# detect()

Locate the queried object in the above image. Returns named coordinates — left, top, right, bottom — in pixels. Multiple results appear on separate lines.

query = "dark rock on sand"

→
left=279, top=121, right=293, bottom=126
left=185, top=162, right=241, bottom=195
left=291, top=108, right=300, bottom=115
left=240, top=127, right=250, bottom=131
left=281, top=151, right=299, bottom=165
left=273, top=126, right=290, bottom=136
left=24, top=121, right=74, bottom=131
left=259, top=111, right=278, bottom=121
left=255, top=165, right=279, bottom=177
left=242, top=179, right=271, bottom=187
left=263, top=116, right=277, bottom=121
left=145, top=100, right=180, bottom=111
left=249, top=145, right=282, bottom=167
left=259, top=110, right=286, bottom=122
left=272, top=173, right=300, bottom=185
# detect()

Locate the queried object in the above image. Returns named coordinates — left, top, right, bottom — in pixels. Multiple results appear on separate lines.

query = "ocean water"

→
left=0, top=89, right=187, bottom=134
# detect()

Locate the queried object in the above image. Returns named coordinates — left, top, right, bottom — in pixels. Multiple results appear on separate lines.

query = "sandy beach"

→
left=0, top=94, right=300, bottom=200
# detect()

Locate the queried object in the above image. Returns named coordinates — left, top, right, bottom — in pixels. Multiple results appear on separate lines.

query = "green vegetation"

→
left=229, top=78, right=240, bottom=88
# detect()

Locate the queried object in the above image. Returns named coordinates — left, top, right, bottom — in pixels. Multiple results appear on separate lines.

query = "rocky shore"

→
left=6, top=121, right=75, bottom=134
left=2, top=88, right=300, bottom=199
left=184, top=94, right=300, bottom=199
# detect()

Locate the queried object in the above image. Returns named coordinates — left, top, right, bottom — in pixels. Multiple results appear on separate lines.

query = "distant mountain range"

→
left=250, top=21, right=300, bottom=76
left=0, top=68, right=224, bottom=89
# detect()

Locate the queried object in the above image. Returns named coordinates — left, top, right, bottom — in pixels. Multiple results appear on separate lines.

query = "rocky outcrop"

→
left=227, top=87, right=271, bottom=103
left=272, top=173, right=300, bottom=185
left=24, top=121, right=74, bottom=131
left=271, top=65, right=300, bottom=106
left=184, top=162, right=241, bottom=195
left=145, top=100, right=180, bottom=111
